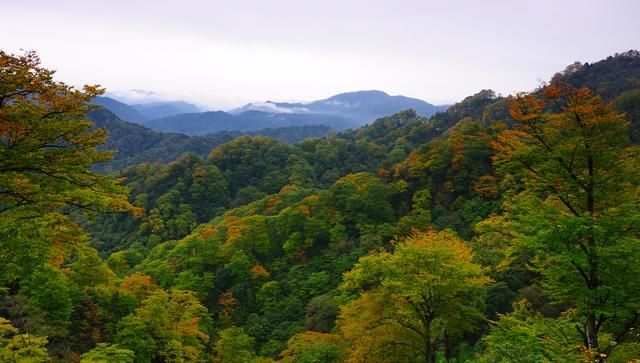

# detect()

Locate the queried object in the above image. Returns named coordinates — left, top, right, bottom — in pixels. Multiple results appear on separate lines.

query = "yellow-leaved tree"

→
left=338, top=229, right=489, bottom=363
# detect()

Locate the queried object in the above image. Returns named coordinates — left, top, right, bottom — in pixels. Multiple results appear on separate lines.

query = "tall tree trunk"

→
left=444, top=327, right=452, bottom=363
left=586, top=312, right=599, bottom=351
left=424, top=326, right=435, bottom=363
left=585, top=145, right=603, bottom=362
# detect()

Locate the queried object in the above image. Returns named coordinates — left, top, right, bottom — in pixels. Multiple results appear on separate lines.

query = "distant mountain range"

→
left=132, top=101, right=200, bottom=120
left=230, top=90, right=446, bottom=123
left=92, top=97, right=201, bottom=124
left=94, top=90, right=446, bottom=136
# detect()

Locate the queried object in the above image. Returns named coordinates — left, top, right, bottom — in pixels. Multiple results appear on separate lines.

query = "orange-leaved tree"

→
left=492, top=82, right=640, bottom=361
left=0, top=50, right=134, bottom=283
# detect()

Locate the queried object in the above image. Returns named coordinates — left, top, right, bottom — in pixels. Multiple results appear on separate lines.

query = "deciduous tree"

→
left=0, top=50, right=131, bottom=218
left=0, top=50, right=134, bottom=287
left=492, top=83, right=640, bottom=360
left=338, top=229, right=489, bottom=363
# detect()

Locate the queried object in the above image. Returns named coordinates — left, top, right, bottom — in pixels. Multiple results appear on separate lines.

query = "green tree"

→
left=479, top=302, right=583, bottom=362
left=493, top=83, right=640, bottom=360
left=81, top=343, right=135, bottom=363
left=115, top=289, right=210, bottom=362
left=328, top=172, right=394, bottom=226
left=214, top=326, right=256, bottom=363
left=66, top=246, right=116, bottom=288
left=113, top=314, right=156, bottom=363
left=304, top=294, right=339, bottom=333
left=208, top=136, right=294, bottom=199
left=280, top=332, right=346, bottom=363
left=397, top=188, right=432, bottom=235
left=0, top=317, right=48, bottom=363
left=338, top=229, right=489, bottom=363
left=20, top=264, right=73, bottom=336
left=612, top=88, right=640, bottom=142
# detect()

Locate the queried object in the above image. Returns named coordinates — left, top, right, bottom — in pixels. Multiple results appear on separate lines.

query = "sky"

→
left=2, top=0, right=639, bottom=110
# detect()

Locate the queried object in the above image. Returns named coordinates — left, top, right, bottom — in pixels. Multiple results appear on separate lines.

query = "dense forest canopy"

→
left=1, top=49, right=640, bottom=362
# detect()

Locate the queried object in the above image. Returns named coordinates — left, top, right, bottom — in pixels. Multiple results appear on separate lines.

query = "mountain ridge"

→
left=132, top=101, right=200, bottom=120
left=230, top=89, right=446, bottom=123
left=96, top=90, right=444, bottom=135
left=144, top=109, right=357, bottom=135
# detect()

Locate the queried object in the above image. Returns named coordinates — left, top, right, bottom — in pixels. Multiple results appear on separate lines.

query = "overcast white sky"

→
left=2, top=0, right=639, bottom=109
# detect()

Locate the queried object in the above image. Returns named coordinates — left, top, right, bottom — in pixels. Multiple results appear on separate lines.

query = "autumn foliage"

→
left=3, top=50, right=640, bottom=362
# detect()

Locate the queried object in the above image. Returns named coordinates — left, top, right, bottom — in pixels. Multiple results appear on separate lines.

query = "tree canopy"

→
left=3, top=49, right=640, bottom=362
left=338, top=229, right=489, bottom=363
left=491, top=83, right=640, bottom=361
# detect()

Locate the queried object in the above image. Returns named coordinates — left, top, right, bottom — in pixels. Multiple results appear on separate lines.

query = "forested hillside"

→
left=89, top=108, right=332, bottom=172
left=143, top=110, right=355, bottom=135
left=2, top=49, right=640, bottom=363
